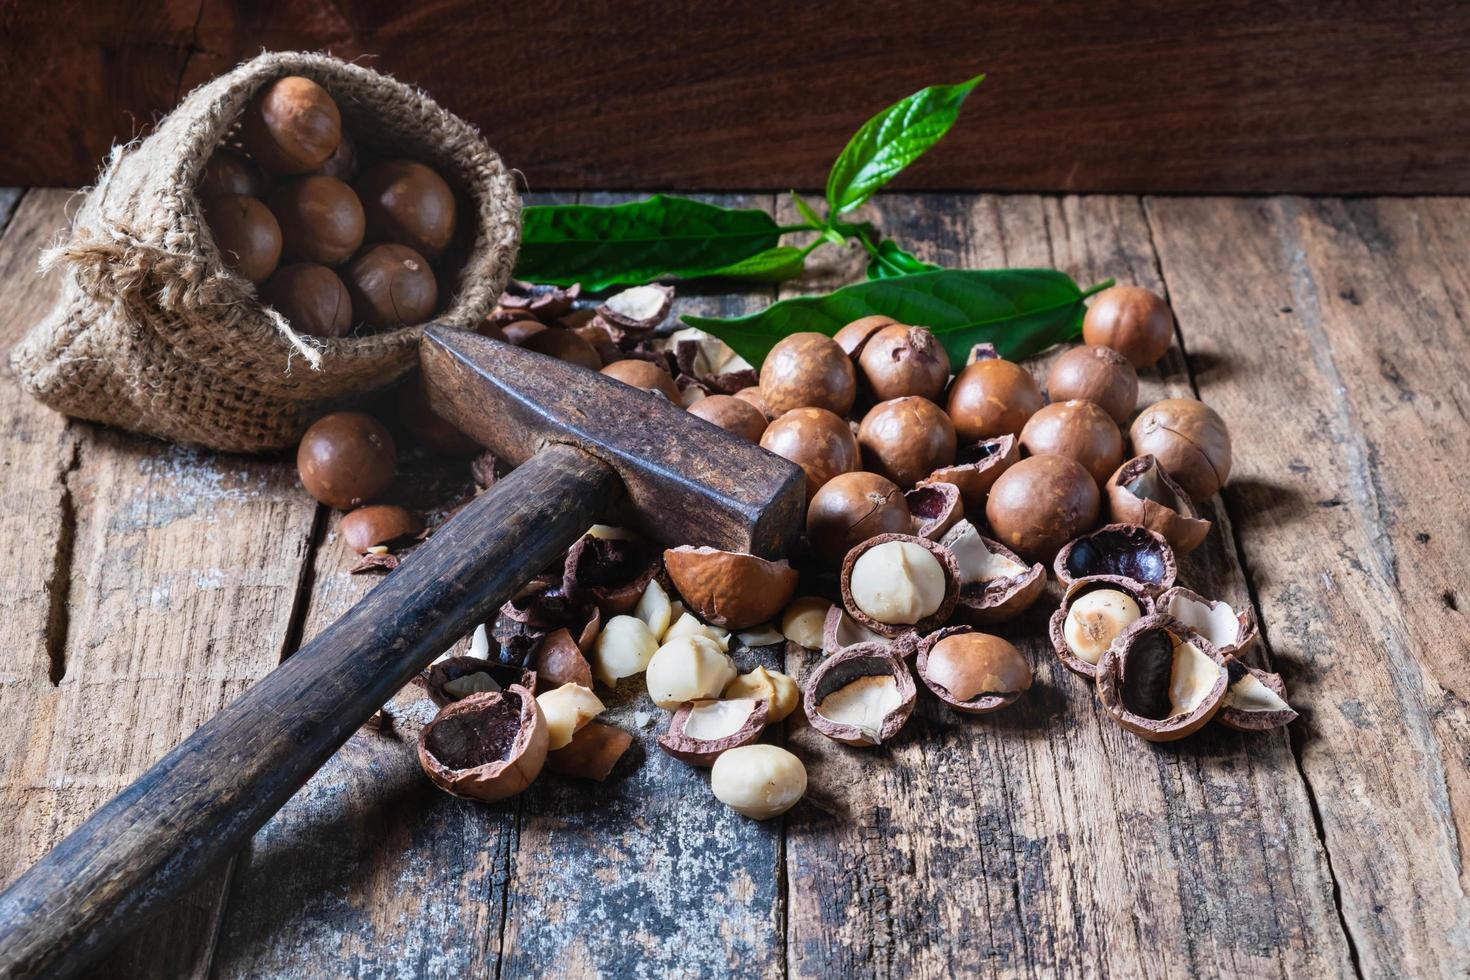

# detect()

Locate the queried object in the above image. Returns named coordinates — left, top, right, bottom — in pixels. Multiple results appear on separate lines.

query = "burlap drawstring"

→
left=10, top=51, right=521, bottom=453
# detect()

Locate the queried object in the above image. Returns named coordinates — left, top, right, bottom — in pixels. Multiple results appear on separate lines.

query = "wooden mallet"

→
left=0, top=327, right=805, bottom=979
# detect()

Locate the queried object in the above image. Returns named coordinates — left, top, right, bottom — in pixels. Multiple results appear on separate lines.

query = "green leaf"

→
left=515, top=195, right=782, bottom=291
left=825, top=74, right=985, bottom=215
left=682, top=268, right=1104, bottom=369
left=867, top=239, right=941, bottom=279
left=704, top=246, right=806, bottom=282
left=791, top=193, right=827, bottom=230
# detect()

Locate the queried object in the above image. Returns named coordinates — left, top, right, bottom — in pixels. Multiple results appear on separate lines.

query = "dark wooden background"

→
left=3, top=1, right=1468, bottom=193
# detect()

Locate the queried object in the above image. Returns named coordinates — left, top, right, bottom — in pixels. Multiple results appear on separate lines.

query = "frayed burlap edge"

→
left=9, top=50, right=521, bottom=453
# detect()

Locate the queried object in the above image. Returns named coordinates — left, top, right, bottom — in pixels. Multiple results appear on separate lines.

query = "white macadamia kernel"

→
left=665, top=611, right=731, bottom=651
left=1227, top=673, right=1290, bottom=713
left=848, top=541, right=946, bottom=625
left=682, top=699, right=760, bottom=741
left=816, top=674, right=902, bottom=741
left=710, top=744, right=807, bottom=820
left=780, top=596, right=833, bottom=649
left=442, top=671, right=500, bottom=700
left=1063, top=589, right=1143, bottom=664
left=592, top=615, right=659, bottom=686
left=645, top=635, right=736, bottom=709
left=536, top=683, right=605, bottom=750
left=1168, top=641, right=1222, bottom=716
left=634, top=578, right=673, bottom=640
left=724, top=666, right=800, bottom=722
left=1165, top=594, right=1241, bottom=649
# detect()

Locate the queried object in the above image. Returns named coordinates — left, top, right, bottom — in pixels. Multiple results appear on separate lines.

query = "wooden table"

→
left=2, top=188, right=1466, bottom=978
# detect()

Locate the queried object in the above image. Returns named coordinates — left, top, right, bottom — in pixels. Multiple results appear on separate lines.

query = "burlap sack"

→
left=10, top=51, right=521, bottom=453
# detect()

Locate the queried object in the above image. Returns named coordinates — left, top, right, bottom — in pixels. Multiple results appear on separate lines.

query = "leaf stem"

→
left=777, top=223, right=815, bottom=233
left=1080, top=277, right=1116, bottom=300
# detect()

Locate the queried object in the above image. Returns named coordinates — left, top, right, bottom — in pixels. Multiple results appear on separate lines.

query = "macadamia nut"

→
left=848, top=541, right=946, bottom=625
left=664, top=611, right=731, bottom=651
left=536, top=683, right=604, bottom=750
left=724, top=666, right=800, bottom=723
left=645, top=635, right=736, bottom=709
left=634, top=579, right=673, bottom=640
left=710, top=744, right=807, bottom=820
left=780, top=596, right=834, bottom=649
left=1063, top=589, right=1142, bottom=665
left=592, top=615, right=659, bottom=686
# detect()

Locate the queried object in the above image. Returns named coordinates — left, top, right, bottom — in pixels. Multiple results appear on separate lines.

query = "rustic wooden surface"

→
left=1, top=188, right=1467, bottom=978
left=5, top=3, right=1470, bottom=194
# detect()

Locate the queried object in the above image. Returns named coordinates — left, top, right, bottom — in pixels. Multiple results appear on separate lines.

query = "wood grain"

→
left=1146, top=195, right=1470, bottom=976
left=5, top=3, right=1470, bottom=193
left=778, top=193, right=1354, bottom=977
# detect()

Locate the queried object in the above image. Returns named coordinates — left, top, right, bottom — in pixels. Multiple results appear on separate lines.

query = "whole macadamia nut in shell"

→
left=858, top=396, right=957, bottom=489
left=806, top=471, right=911, bottom=565
left=759, top=407, right=861, bottom=503
left=600, top=359, right=682, bottom=402
left=203, top=194, right=281, bottom=284
left=521, top=328, right=603, bottom=371
left=688, top=394, right=768, bottom=443
left=759, top=332, right=856, bottom=417
left=1019, top=399, right=1125, bottom=488
left=857, top=324, right=952, bottom=403
left=985, top=454, right=1100, bottom=561
left=346, top=244, right=439, bottom=329
left=946, top=357, right=1045, bottom=442
left=242, top=75, right=342, bottom=175
left=339, top=504, right=422, bottom=553
left=261, top=262, right=353, bottom=338
left=197, top=149, right=266, bottom=199
left=270, top=176, right=366, bottom=267
left=1083, top=285, right=1174, bottom=369
left=356, top=160, right=459, bottom=259
left=1046, top=345, right=1139, bottom=425
left=297, top=411, right=397, bottom=510
left=1129, top=398, right=1233, bottom=498
left=833, top=314, right=896, bottom=356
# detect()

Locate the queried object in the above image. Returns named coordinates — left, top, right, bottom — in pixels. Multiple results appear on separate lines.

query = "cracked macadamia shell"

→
left=545, top=720, right=633, bottom=781
left=985, top=454, right=1101, bottom=561
left=917, top=627, right=1032, bottom=713
left=1130, top=398, right=1233, bottom=499
left=1217, top=660, right=1297, bottom=731
left=1157, top=586, right=1259, bottom=656
left=905, top=482, right=963, bottom=541
left=806, top=471, right=912, bottom=566
left=1105, top=455, right=1212, bottom=555
left=421, top=656, right=536, bottom=708
left=802, top=645, right=917, bottom=746
left=658, top=697, right=769, bottom=766
left=759, top=407, right=861, bottom=503
left=941, top=520, right=1045, bottom=625
left=857, top=324, right=952, bottom=403
left=1095, top=616, right=1227, bottom=742
left=663, top=546, right=799, bottom=630
left=839, top=534, right=960, bottom=637
left=822, top=604, right=919, bottom=659
left=418, top=686, right=549, bottom=801
left=859, top=397, right=958, bottom=489
left=1082, top=285, right=1174, bottom=369
left=759, top=332, right=857, bottom=417
left=946, top=357, right=1045, bottom=442
left=1019, top=399, right=1125, bottom=489
left=1047, top=575, right=1155, bottom=678
left=710, top=744, right=807, bottom=819
left=919, top=434, right=1019, bottom=512
left=563, top=534, right=660, bottom=617
left=1046, top=345, right=1139, bottom=425
left=1055, top=523, right=1177, bottom=593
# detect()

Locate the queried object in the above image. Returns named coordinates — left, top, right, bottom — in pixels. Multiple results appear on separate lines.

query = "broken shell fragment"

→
left=1054, top=523, right=1177, bottom=593
left=919, top=434, right=1020, bottom=513
left=839, top=534, right=960, bottom=638
left=1048, top=575, right=1155, bottom=678
left=563, top=534, right=660, bottom=617
left=658, top=697, right=770, bottom=766
left=905, top=482, right=963, bottom=541
left=724, top=666, right=800, bottom=722
left=802, top=645, right=917, bottom=746
left=421, top=655, right=536, bottom=708
left=780, top=596, right=834, bottom=650
left=822, top=604, right=919, bottom=659
left=941, top=520, right=1045, bottom=625
left=1095, top=615, right=1227, bottom=742
left=597, top=283, right=674, bottom=337
left=1216, top=660, right=1297, bottom=732
left=916, top=627, right=1032, bottom=714
left=1105, top=455, right=1212, bottom=555
left=546, top=721, right=633, bottom=781
left=418, top=686, right=549, bottom=801
left=1156, top=586, right=1259, bottom=656
left=532, top=628, right=594, bottom=690
left=663, top=546, right=800, bottom=630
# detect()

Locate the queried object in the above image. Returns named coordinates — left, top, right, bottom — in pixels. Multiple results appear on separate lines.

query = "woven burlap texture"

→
left=9, top=50, right=521, bottom=453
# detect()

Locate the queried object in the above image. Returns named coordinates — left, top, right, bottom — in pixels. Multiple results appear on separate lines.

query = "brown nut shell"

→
left=1095, top=615, right=1227, bottom=742
left=759, top=407, right=861, bottom=503
left=1105, top=455, right=1212, bottom=555
left=356, top=160, right=458, bottom=259
left=916, top=626, right=1032, bottom=714
left=546, top=721, right=634, bottom=781
left=563, top=535, right=660, bottom=617
left=1046, top=345, right=1139, bottom=425
left=759, top=332, right=857, bottom=417
left=985, top=454, right=1101, bottom=561
left=203, top=194, right=281, bottom=283
left=688, top=394, right=768, bottom=443
left=503, top=319, right=548, bottom=346
left=420, top=656, right=537, bottom=709
left=857, top=324, right=951, bottom=403
left=1216, top=659, right=1297, bottom=732
left=599, top=359, right=681, bottom=402
left=905, top=482, right=963, bottom=541
left=663, top=546, right=799, bottom=630
left=1082, top=285, right=1174, bottom=369
left=521, top=327, right=603, bottom=371
left=297, top=411, right=396, bottom=510
left=346, top=244, right=438, bottom=329
left=261, top=262, right=353, bottom=338
left=946, top=357, right=1045, bottom=442
left=941, top=521, right=1045, bottom=625
left=339, top=504, right=422, bottom=554
left=806, top=471, right=911, bottom=565
left=802, top=644, right=917, bottom=746
left=1047, top=575, right=1156, bottom=679
left=733, top=386, right=773, bottom=419
left=270, top=176, right=366, bottom=266
left=198, top=149, right=266, bottom=199
left=833, top=314, right=897, bottom=356
left=1019, top=399, right=1125, bottom=489
left=1054, top=522, right=1177, bottom=593
left=822, top=604, right=920, bottom=659
left=533, top=628, right=595, bottom=690
left=314, top=130, right=357, bottom=182
left=1156, top=586, right=1259, bottom=657
left=858, top=396, right=957, bottom=489
left=919, top=434, right=1019, bottom=512
left=1129, top=398, right=1233, bottom=499
left=418, top=686, right=548, bottom=801
left=657, top=698, right=769, bottom=766
left=838, top=533, right=960, bottom=638
left=241, top=75, right=342, bottom=175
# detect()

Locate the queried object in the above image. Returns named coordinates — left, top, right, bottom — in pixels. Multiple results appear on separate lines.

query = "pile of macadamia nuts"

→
left=200, top=75, right=460, bottom=336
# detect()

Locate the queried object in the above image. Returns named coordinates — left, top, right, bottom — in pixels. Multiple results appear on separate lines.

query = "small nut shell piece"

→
left=985, top=454, right=1101, bottom=561
left=822, top=604, right=919, bottom=659
left=803, top=645, right=917, bottom=746
left=1047, top=575, right=1155, bottom=678
left=1105, top=455, right=1212, bottom=555
left=533, top=628, right=595, bottom=689
left=919, top=434, right=1019, bottom=512
left=1054, top=523, right=1177, bottom=593
left=807, top=471, right=912, bottom=565
left=1095, top=616, right=1227, bottom=742
left=724, top=667, right=800, bottom=722
left=1156, top=586, right=1259, bottom=657
left=564, top=535, right=660, bottom=617
left=759, top=332, right=857, bottom=417
left=759, top=407, right=862, bottom=503
left=546, top=721, right=634, bottom=781
left=658, top=697, right=769, bottom=766
left=941, top=520, right=1045, bottom=625
left=710, top=744, right=807, bottom=819
left=1130, top=398, right=1233, bottom=499
left=1216, top=660, right=1297, bottom=732
left=839, top=534, right=960, bottom=638
left=420, top=656, right=536, bottom=708
left=663, top=546, right=799, bottom=630
left=905, top=482, right=963, bottom=541
left=916, top=627, right=1032, bottom=714
left=418, top=686, right=548, bottom=801
left=339, top=504, right=422, bottom=554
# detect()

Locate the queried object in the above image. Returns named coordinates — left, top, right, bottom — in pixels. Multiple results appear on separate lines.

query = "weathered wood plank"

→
left=1147, top=195, right=1470, bottom=976
left=779, top=193, right=1352, bottom=977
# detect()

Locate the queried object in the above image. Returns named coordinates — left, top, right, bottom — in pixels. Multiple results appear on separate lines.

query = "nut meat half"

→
left=802, top=644, right=917, bottom=746
left=1047, top=575, right=1155, bottom=679
left=1095, top=615, right=1227, bottom=742
left=418, top=686, right=549, bottom=801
